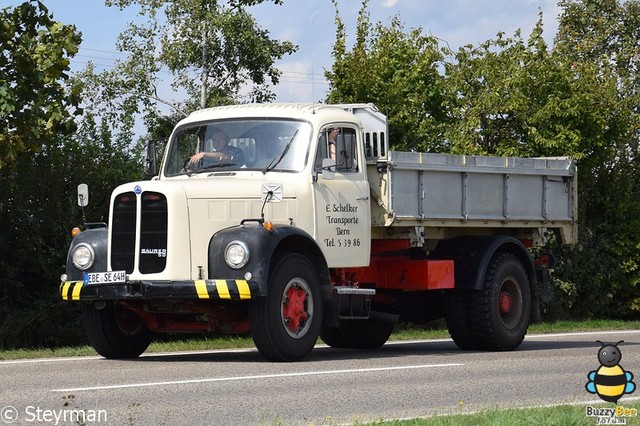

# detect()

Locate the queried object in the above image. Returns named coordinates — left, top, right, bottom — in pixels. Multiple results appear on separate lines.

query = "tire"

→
left=469, top=253, right=531, bottom=351
left=321, top=318, right=393, bottom=350
left=250, top=253, right=323, bottom=361
left=320, top=326, right=348, bottom=348
left=445, top=289, right=481, bottom=350
left=81, top=302, right=153, bottom=359
left=340, top=318, right=394, bottom=349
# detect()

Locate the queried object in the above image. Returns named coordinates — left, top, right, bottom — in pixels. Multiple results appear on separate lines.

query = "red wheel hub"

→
left=283, top=285, right=309, bottom=333
left=499, top=291, right=512, bottom=314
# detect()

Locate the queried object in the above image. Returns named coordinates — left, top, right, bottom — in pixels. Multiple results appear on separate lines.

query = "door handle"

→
left=356, top=195, right=369, bottom=201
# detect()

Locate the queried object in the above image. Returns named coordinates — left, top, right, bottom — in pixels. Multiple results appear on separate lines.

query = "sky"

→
left=7, top=0, right=563, bottom=104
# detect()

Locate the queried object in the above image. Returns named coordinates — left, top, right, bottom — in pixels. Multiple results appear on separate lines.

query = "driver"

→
left=189, top=129, right=244, bottom=167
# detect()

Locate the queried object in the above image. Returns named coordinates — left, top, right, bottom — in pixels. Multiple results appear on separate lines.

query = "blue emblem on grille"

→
left=134, top=185, right=142, bottom=194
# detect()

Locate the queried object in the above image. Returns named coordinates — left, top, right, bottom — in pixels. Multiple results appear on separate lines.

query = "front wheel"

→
left=250, top=253, right=323, bottom=361
left=81, top=302, right=153, bottom=359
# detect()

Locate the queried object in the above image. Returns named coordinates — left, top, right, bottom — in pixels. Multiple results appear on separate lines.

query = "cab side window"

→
left=315, top=127, right=358, bottom=173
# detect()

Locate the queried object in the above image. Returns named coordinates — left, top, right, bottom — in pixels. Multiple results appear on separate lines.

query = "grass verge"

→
left=1, top=319, right=639, bottom=361
left=362, top=401, right=640, bottom=425
left=2, top=320, right=639, bottom=425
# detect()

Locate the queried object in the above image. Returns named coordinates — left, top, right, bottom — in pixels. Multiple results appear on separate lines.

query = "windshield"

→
left=163, top=119, right=312, bottom=176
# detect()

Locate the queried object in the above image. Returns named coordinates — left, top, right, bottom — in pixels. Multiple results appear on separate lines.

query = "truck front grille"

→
left=139, top=192, right=168, bottom=273
left=111, top=192, right=136, bottom=273
left=111, top=191, right=168, bottom=274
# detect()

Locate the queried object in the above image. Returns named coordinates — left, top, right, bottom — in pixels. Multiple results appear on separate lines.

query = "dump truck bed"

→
left=368, top=151, right=577, bottom=244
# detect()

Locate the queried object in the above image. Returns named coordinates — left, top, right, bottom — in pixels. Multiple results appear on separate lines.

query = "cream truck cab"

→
left=61, top=103, right=577, bottom=361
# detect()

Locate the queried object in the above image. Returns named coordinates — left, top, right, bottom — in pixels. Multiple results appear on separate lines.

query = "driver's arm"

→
left=189, top=151, right=234, bottom=166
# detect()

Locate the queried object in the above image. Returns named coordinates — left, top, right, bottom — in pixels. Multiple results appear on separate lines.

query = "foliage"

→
left=548, top=0, right=640, bottom=319
left=0, top=115, right=143, bottom=349
left=326, top=0, right=450, bottom=151
left=327, top=0, right=640, bottom=319
left=0, top=1, right=82, bottom=167
left=444, top=18, right=622, bottom=162
left=137, top=111, right=184, bottom=175
left=80, top=0, right=297, bottom=132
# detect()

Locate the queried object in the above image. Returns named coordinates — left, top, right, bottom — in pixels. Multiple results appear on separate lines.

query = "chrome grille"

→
left=110, top=191, right=168, bottom=274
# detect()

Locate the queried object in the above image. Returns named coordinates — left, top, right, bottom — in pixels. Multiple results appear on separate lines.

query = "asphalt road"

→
left=1, top=330, right=639, bottom=425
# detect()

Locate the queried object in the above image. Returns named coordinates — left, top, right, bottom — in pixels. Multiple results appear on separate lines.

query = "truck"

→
left=60, top=103, right=577, bottom=361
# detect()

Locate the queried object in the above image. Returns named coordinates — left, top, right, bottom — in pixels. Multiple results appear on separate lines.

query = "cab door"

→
left=313, top=126, right=371, bottom=267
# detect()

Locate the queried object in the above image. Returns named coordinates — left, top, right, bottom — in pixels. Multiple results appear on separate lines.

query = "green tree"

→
left=441, top=2, right=640, bottom=319
left=0, top=113, right=144, bottom=349
left=81, top=0, right=297, bottom=131
left=0, top=2, right=146, bottom=348
left=548, top=0, right=640, bottom=319
left=325, top=0, right=450, bottom=151
left=326, top=0, right=640, bottom=320
left=556, top=0, right=640, bottom=92
left=0, top=1, right=82, bottom=167
left=444, top=17, right=622, bottom=162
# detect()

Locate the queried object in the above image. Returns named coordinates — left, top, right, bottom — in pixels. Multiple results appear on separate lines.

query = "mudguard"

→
left=208, top=223, right=330, bottom=298
left=432, top=235, right=536, bottom=292
left=65, top=227, right=108, bottom=281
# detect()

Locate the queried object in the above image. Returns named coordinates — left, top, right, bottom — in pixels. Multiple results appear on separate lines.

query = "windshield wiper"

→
left=262, top=130, right=299, bottom=174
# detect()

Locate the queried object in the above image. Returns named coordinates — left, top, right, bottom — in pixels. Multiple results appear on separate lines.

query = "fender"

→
left=208, top=224, right=330, bottom=299
left=432, top=235, right=536, bottom=292
left=65, top=227, right=108, bottom=281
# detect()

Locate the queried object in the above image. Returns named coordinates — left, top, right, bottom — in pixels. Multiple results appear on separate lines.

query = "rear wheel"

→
left=470, top=253, right=530, bottom=350
left=81, top=302, right=153, bottom=359
left=445, top=289, right=481, bottom=350
left=250, top=253, right=323, bottom=361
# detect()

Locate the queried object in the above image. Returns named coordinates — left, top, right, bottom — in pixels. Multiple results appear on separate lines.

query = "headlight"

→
left=224, top=241, right=249, bottom=269
left=72, top=243, right=95, bottom=270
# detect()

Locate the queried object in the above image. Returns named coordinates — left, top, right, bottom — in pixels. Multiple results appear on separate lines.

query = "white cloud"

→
left=380, top=0, right=401, bottom=8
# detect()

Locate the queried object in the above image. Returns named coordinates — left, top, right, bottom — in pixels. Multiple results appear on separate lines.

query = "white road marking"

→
left=0, top=356, right=102, bottom=365
left=51, top=363, right=464, bottom=392
left=525, top=329, right=640, bottom=339
left=0, top=348, right=255, bottom=365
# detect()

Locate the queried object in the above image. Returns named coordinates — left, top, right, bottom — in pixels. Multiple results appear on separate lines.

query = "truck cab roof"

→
left=177, top=103, right=365, bottom=128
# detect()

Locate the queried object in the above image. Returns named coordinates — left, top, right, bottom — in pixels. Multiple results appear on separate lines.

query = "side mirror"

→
left=321, top=158, right=335, bottom=180
left=145, top=140, right=158, bottom=177
left=77, top=183, right=89, bottom=207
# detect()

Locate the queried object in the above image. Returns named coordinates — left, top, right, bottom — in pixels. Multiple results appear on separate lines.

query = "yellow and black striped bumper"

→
left=60, top=279, right=260, bottom=301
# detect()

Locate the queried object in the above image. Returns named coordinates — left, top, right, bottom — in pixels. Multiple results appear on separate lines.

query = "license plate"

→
left=84, top=270, right=126, bottom=285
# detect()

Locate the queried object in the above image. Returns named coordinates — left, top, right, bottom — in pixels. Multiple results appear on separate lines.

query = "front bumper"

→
left=60, top=279, right=260, bottom=302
